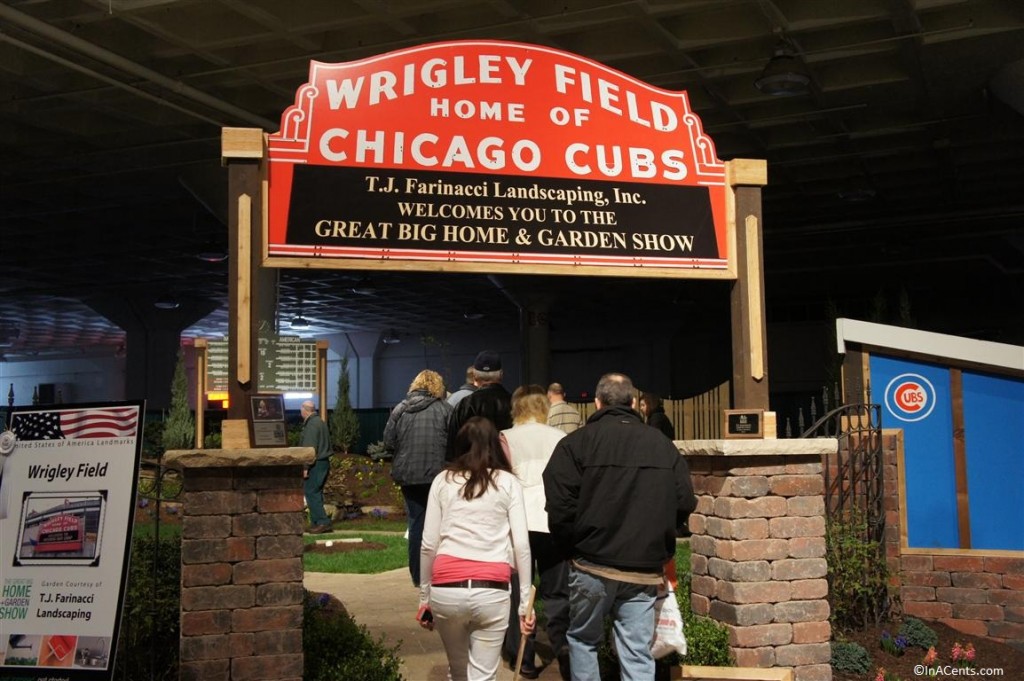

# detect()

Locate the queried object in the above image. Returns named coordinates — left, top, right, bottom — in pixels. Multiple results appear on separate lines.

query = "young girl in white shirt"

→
left=417, top=416, right=535, bottom=681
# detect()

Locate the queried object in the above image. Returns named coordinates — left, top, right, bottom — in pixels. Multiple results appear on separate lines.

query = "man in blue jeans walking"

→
left=543, top=373, right=696, bottom=681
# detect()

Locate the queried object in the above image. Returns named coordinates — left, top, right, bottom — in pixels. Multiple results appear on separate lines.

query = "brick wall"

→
left=879, top=432, right=1024, bottom=644
left=681, top=440, right=837, bottom=681
left=165, top=448, right=312, bottom=681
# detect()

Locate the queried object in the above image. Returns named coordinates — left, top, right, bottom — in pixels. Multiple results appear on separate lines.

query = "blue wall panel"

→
left=962, top=372, right=1024, bottom=550
left=871, top=355, right=957, bottom=549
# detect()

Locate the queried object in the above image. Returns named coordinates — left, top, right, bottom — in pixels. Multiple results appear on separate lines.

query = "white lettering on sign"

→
left=319, top=128, right=541, bottom=172
left=564, top=143, right=687, bottom=180
left=325, top=55, right=534, bottom=109
left=552, top=65, right=679, bottom=132
left=429, top=98, right=526, bottom=122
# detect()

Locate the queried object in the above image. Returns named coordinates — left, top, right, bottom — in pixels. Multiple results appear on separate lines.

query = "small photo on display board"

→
left=249, top=394, right=287, bottom=447
left=15, top=491, right=107, bottom=567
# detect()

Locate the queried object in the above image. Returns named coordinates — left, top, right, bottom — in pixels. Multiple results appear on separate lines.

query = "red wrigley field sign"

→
left=36, top=514, right=84, bottom=553
left=266, top=40, right=733, bottom=278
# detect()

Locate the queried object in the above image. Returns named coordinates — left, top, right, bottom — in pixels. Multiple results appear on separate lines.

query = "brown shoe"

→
left=307, top=524, right=332, bottom=534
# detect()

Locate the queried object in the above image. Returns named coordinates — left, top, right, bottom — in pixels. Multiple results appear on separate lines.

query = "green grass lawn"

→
left=303, top=532, right=409, bottom=574
left=131, top=515, right=688, bottom=582
left=331, top=517, right=408, bottom=533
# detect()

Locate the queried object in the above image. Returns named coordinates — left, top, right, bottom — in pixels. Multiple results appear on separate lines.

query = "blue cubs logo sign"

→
left=883, top=373, right=936, bottom=423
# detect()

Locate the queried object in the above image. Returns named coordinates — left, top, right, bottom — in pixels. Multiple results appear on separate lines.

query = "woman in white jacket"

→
left=418, top=416, right=534, bottom=681
left=501, top=385, right=570, bottom=680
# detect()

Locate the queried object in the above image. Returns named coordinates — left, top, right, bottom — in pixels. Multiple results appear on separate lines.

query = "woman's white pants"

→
left=431, top=585, right=511, bottom=681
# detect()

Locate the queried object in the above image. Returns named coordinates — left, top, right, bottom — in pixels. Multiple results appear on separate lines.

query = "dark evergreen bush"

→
left=303, top=591, right=404, bottom=681
left=898, top=616, right=939, bottom=650
left=831, top=640, right=872, bottom=674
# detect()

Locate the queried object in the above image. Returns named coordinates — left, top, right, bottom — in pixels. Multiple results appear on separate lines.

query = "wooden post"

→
left=222, top=127, right=276, bottom=440
left=727, top=159, right=770, bottom=410
left=317, top=340, right=329, bottom=420
left=193, top=339, right=208, bottom=446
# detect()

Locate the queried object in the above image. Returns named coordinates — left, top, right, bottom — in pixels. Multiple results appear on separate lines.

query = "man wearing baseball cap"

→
left=446, top=349, right=512, bottom=460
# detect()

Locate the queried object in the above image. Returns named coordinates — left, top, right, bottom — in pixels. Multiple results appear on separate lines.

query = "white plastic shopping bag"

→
left=651, top=579, right=687, bottom=659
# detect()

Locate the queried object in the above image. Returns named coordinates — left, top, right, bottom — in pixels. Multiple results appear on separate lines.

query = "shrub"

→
left=303, top=591, right=404, bottom=681
left=831, top=640, right=872, bottom=674
left=162, top=350, right=194, bottom=450
left=367, top=440, right=390, bottom=461
left=898, top=616, right=938, bottom=650
left=826, top=510, right=893, bottom=630
left=677, top=569, right=733, bottom=666
left=330, top=355, right=360, bottom=453
left=683, top=614, right=733, bottom=666
left=114, top=535, right=182, bottom=680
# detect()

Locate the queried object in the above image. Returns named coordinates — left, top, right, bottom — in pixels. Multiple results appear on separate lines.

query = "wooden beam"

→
left=236, top=193, right=252, bottom=386
left=682, top=666, right=793, bottom=681
left=729, top=182, right=770, bottom=409
left=745, top=215, right=764, bottom=381
left=950, top=368, right=971, bottom=548
left=222, top=127, right=265, bottom=160
left=193, top=339, right=207, bottom=447
left=726, top=159, right=768, bottom=187
left=317, top=340, right=329, bottom=420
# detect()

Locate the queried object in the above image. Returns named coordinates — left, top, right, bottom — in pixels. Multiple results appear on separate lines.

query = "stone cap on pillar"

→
left=676, top=439, right=837, bottom=457
left=163, top=447, right=315, bottom=470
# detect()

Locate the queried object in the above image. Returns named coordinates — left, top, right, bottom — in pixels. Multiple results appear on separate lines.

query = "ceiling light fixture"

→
left=154, top=298, right=180, bottom=310
left=463, top=307, right=485, bottom=321
left=290, top=315, right=310, bottom=329
left=382, top=329, right=401, bottom=345
left=755, top=44, right=811, bottom=96
left=196, top=243, right=228, bottom=263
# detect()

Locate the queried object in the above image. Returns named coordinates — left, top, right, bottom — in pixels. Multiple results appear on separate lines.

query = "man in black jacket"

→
left=543, top=373, right=696, bottom=681
left=446, top=349, right=512, bottom=460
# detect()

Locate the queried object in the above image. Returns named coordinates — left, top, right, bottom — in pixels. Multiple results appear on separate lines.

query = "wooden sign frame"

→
left=249, top=393, right=287, bottom=448
left=723, top=409, right=764, bottom=439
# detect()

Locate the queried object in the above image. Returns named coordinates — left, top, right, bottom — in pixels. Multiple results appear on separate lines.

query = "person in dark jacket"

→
left=640, top=391, right=675, bottom=440
left=446, top=350, right=512, bottom=460
left=302, top=399, right=334, bottom=534
left=543, top=373, right=696, bottom=681
left=384, top=369, right=453, bottom=586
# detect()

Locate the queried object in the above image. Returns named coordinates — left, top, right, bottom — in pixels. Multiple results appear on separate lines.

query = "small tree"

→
left=330, top=355, right=359, bottom=453
left=162, top=350, right=194, bottom=451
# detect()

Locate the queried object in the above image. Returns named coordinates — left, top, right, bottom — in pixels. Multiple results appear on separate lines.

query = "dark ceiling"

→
left=2, top=0, right=1024, bottom=361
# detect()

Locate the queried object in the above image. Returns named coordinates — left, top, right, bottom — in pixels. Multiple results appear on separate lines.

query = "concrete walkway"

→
left=304, top=568, right=565, bottom=680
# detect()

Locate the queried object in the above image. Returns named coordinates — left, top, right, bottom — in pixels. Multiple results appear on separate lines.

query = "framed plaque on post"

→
left=249, top=394, right=287, bottom=447
left=723, top=409, right=764, bottom=439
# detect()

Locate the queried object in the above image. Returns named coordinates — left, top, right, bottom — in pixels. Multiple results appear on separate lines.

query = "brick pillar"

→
left=681, top=439, right=837, bottom=681
left=164, top=448, right=313, bottom=681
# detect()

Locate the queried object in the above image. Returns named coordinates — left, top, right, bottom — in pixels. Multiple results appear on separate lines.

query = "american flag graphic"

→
left=13, top=407, right=139, bottom=440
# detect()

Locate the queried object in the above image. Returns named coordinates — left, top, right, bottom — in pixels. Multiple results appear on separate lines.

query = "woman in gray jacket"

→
left=384, top=369, right=453, bottom=586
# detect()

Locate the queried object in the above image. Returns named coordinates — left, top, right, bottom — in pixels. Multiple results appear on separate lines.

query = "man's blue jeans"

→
left=567, top=566, right=657, bottom=681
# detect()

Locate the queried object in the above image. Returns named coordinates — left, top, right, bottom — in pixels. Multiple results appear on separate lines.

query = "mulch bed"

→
left=832, top=619, right=1024, bottom=680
